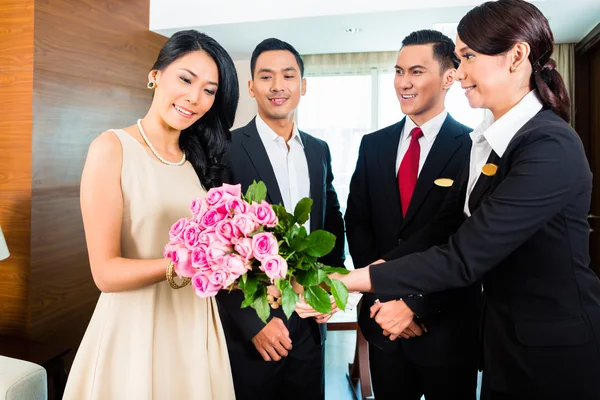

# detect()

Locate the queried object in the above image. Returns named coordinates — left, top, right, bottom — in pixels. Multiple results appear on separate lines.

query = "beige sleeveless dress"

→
left=63, top=129, right=235, bottom=400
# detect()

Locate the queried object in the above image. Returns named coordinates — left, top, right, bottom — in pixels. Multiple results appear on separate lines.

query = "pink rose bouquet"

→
left=164, top=181, right=349, bottom=322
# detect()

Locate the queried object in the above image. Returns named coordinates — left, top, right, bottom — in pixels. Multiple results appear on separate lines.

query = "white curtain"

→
left=552, top=43, right=576, bottom=126
left=302, top=51, right=397, bottom=76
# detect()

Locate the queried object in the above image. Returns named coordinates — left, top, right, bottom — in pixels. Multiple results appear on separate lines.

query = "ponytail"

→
left=531, top=57, right=571, bottom=123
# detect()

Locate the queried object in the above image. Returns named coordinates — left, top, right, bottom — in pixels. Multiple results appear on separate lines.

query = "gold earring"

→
left=147, top=81, right=156, bottom=89
left=510, top=66, right=516, bottom=73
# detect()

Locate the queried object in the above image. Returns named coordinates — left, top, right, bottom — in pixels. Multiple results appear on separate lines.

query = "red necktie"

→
left=398, top=127, right=423, bottom=217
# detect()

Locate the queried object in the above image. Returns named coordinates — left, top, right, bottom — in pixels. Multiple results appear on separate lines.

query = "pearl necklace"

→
left=137, top=119, right=186, bottom=166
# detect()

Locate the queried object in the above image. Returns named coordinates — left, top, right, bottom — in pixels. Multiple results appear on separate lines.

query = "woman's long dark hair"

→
left=457, top=0, right=570, bottom=122
left=152, top=30, right=239, bottom=189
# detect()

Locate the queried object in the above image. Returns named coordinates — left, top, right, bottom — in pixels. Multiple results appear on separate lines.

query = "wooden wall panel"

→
left=0, top=0, right=34, bottom=335
left=27, top=0, right=167, bottom=360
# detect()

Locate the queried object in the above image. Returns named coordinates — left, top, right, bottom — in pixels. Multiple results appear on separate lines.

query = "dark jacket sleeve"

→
left=215, top=290, right=268, bottom=341
left=371, top=126, right=584, bottom=296
left=344, top=136, right=380, bottom=269
left=319, top=142, right=346, bottom=268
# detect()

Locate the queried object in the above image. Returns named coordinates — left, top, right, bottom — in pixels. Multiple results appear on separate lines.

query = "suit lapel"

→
left=401, top=115, right=465, bottom=230
left=468, top=150, right=500, bottom=214
left=378, top=120, right=405, bottom=230
left=240, top=118, right=284, bottom=205
left=300, top=132, right=323, bottom=233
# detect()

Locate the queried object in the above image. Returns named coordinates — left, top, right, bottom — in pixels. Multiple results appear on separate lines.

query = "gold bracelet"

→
left=166, top=260, right=191, bottom=289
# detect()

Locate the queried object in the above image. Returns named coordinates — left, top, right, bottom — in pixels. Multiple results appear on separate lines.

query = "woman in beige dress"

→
left=63, top=30, right=239, bottom=400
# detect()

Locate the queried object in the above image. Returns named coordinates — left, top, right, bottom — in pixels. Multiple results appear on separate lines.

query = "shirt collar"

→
left=255, top=114, right=304, bottom=148
left=403, top=109, right=448, bottom=143
left=471, top=90, right=543, bottom=157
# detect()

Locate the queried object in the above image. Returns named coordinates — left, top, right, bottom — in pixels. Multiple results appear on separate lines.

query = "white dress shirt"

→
left=464, top=90, right=543, bottom=216
left=395, top=110, right=448, bottom=176
left=255, top=114, right=311, bottom=229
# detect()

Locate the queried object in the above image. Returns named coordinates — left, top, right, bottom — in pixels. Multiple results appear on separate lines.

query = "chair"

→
left=0, top=356, right=47, bottom=400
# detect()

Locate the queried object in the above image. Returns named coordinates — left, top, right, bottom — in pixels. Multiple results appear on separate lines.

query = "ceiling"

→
left=150, top=0, right=600, bottom=59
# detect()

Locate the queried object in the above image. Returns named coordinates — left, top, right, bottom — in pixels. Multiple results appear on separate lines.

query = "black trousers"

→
left=369, top=343, right=478, bottom=400
left=225, top=315, right=324, bottom=400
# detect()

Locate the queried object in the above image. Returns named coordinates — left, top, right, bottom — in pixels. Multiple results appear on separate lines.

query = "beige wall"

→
left=232, top=59, right=257, bottom=129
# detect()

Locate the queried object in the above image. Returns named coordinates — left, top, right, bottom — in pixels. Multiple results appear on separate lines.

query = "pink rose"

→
left=169, top=218, right=189, bottom=241
left=206, top=183, right=242, bottom=208
left=206, top=241, right=232, bottom=266
left=208, top=269, right=228, bottom=287
left=172, top=247, right=196, bottom=278
left=191, top=246, right=210, bottom=271
left=224, top=197, right=250, bottom=217
left=233, top=237, right=253, bottom=260
left=199, top=209, right=227, bottom=229
left=198, top=228, right=219, bottom=246
left=190, top=198, right=209, bottom=220
left=215, top=219, right=241, bottom=243
left=232, top=214, right=259, bottom=237
left=260, top=255, right=288, bottom=281
left=223, top=253, right=251, bottom=276
left=182, top=222, right=202, bottom=250
left=163, top=242, right=182, bottom=260
left=251, top=232, right=279, bottom=262
left=251, top=201, right=279, bottom=228
left=191, top=271, right=220, bottom=297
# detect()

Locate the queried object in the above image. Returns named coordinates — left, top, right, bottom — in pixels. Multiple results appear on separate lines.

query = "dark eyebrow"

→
left=457, top=46, right=469, bottom=54
left=258, top=67, right=298, bottom=74
left=180, top=68, right=218, bottom=86
left=394, top=65, right=428, bottom=71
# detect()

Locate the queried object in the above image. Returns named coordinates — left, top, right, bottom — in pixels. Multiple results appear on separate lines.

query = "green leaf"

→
left=282, top=285, right=299, bottom=319
left=254, top=181, right=267, bottom=203
left=244, top=180, right=257, bottom=203
left=321, top=265, right=351, bottom=275
left=304, top=230, right=336, bottom=258
left=244, top=275, right=259, bottom=296
left=328, top=278, right=348, bottom=311
left=241, top=290, right=259, bottom=308
left=285, top=224, right=301, bottom=243
left=251, top=291, right=271, bottom=323
left=316, top=269, right=328, bottom=284
left=289, top=226, right=309, bottom=252
left=293, top=197, right=313, bottom=225
left=275, top=278, right=289, bottom=293
left=304, top=285, right=332, bottom=314
left=244, top=180, right=267, bottom=203
left=295, top=269, right=318, bottom=287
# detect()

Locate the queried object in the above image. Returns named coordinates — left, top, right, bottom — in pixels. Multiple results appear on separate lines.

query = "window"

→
left=298, top=69, right=485, bottom=268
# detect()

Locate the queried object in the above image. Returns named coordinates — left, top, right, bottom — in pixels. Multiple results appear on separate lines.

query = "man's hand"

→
left=370, top=299, right=427, bottom=341
left=251, top=317, right=293, bottom=362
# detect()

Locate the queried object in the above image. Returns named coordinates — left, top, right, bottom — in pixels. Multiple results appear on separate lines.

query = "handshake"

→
left=293, top=259, right=427, bottom=341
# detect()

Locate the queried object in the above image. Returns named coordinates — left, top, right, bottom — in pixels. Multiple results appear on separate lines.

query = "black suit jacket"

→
left=217, top=117, right=345, bottom=343
left=345, top=114, right=481, bottom=366
left=370, top=110, right=600, bottom=398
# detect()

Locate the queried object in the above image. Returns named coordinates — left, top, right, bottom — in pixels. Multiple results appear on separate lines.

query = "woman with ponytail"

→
left=300, top=1, right=600, bottom=398
left=64, top=30, right=239, bottom=399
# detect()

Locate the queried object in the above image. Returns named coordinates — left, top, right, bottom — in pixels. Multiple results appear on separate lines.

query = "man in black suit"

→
left=345, top=30, right=480, bottom=400
left=216, top=38, right=345, bottom=400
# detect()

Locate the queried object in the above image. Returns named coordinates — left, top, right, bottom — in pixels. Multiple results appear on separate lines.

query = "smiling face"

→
left=394, top=43, right=455, bottom=124
left=249, top=50, right=306, bottom=123
left=150, top=50, right=219, bottom=131
left=454, top=35, right=513, bottom=112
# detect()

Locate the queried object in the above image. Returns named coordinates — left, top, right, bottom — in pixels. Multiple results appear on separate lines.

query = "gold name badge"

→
left=482, top=163, right=498, bottom=177
left=434, top=178, right=454, bottom=187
